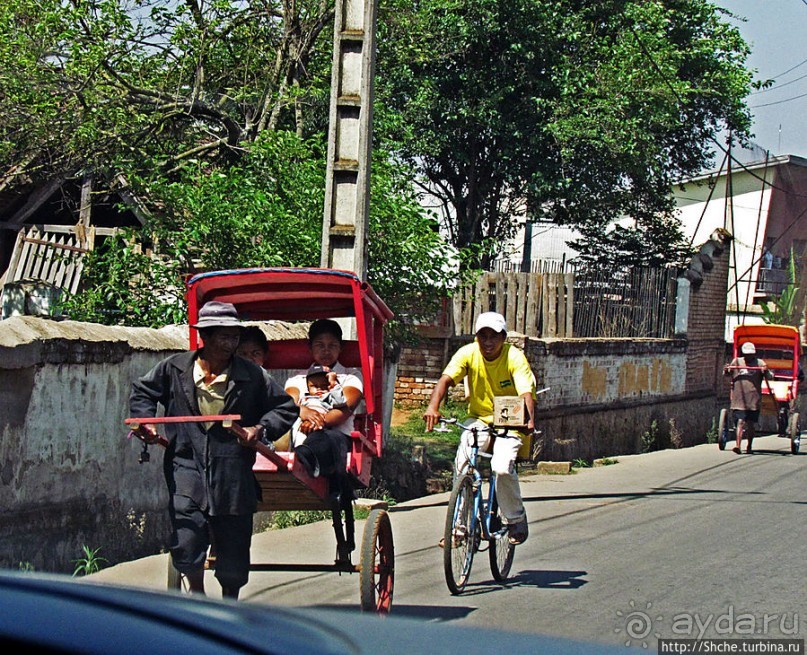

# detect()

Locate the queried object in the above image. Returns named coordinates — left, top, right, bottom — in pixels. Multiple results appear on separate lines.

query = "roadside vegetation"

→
left=72, top=546, right=108, bottom=576
left=260, top=402, right=466, bottom=530
left=0, top=0, right=758, bottom=333
left=390, top=400, right=469, bottom=473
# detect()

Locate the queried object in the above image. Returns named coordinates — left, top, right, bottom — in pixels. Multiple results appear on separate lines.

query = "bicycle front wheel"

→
left=443, top=474, right=476, bottom=595
left=488, top=490, right=515, bottom=583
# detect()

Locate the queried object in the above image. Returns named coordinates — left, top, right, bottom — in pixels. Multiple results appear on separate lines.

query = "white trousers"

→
left=454, top=419, right=526, bottom=523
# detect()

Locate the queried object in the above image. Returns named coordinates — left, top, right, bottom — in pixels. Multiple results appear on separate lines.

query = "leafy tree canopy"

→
left=1, top=0, right=457, bottom=331
left=376, top=0, right=754, bottom=268
left=62, top=132, right=459, bottom=332
left=0, top=0, right=334, bottom=183
left=1, top=0, right=757, bottom=329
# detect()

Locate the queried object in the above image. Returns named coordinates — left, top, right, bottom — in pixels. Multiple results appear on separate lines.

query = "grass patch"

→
left=571, top=458, right=592, bottom=469
left=641, top=420, right=660, bottom=453
left=72, top=545, right=108, bottom=576
left=390, top=400, right=468, bottom=473
left=266, top=510, right=331, bottom=530
left=705, top=417, right=718, bottom=444
left=596, top=457, right=619, bottom=466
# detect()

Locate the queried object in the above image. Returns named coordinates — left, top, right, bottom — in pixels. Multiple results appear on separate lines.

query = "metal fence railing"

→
left=571, top=266, right=678, bottom=339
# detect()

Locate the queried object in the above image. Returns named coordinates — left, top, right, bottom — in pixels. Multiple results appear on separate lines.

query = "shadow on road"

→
left=306, top=603, right=476, bottom=621
left=521, top=487, right=761, bottom=504
left=388, top=499, right=448, bottom=513
left=506, top=569, right=588, bottom=589
left=445, top=569, right=589, bottom=598
left=380, top=604, right=477, bottom=621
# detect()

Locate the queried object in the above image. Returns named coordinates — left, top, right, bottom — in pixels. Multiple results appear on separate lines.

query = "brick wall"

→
left=394, top=337, right=448, bottom=405
left=680, top=233, right=731, bottom=399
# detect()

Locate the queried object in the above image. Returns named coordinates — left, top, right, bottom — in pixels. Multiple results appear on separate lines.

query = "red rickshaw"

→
left=127, top=268, right=395, bottom=613
left=719, top=324, right=802, bottom=455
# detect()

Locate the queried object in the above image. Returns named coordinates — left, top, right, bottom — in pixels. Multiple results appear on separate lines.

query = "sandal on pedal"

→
left=508, top=518, right=528, bottom=545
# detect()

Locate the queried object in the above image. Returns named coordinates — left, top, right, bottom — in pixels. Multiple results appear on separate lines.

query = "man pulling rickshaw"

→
left=720, top=324, right=802, bottom=455
left=723, top=341, right=772, bottom=454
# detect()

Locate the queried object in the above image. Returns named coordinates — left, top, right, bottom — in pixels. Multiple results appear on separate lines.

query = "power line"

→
left=750, top=69, right=807, bottom=95
left=627, top=24, right=807, bottom=200
left=750, top=89, right=807, bottom=109
left=768, top=55, right=807, bottom=81
left=624, top=21, right=807, bottom=295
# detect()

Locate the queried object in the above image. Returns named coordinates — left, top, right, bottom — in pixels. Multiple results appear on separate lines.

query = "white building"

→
left=497, top=153, right=807, bottom=338
left=673, top=154, right=807, bottom=338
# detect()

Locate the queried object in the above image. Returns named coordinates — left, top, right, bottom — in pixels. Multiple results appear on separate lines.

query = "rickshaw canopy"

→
left=185, top=268, right=393, bottom=419
left=733, top=324, right=802, bottom=403
left=186, top=267, right=393, bottom=326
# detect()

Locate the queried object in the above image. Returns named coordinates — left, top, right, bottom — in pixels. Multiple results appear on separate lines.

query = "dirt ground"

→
left=390, top=406, right=414, bottom=427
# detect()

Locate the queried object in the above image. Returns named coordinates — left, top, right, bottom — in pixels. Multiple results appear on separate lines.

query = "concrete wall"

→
left=0, top=317, right=185, bottom=573
left=0, top=317, right=310, bottom=573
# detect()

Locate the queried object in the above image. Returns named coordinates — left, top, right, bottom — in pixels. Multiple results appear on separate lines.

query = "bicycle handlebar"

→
left=435, top=417, right=517, bottom=439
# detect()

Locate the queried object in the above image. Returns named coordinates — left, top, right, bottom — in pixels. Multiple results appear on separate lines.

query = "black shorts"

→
left=169, top=495, right=253, bottom=589
left=732, top=409, right=760, bottom=424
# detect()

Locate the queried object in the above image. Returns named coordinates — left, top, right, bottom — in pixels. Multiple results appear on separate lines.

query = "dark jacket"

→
left=129, top=351, right=299, bottom=515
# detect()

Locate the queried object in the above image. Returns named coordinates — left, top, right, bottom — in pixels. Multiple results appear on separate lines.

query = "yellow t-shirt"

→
left=442, top=342, right=535, bottom=423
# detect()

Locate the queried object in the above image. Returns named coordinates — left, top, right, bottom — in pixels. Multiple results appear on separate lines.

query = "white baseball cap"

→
left=475, top=312, right=507, bottom=334
left=741, top=342, right=756, bottom=355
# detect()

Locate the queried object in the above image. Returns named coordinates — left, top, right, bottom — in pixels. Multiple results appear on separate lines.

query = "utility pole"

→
left=320, top=0, right=378, bottom=281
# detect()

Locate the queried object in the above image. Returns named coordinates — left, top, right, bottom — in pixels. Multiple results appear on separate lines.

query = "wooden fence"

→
left=0, top=225, right=97, bottom=318
left=3, top=225, right=93, bottom=294
left=448, top=266, right=678, bottom=339
left=452, top=271, right=574, bottom=337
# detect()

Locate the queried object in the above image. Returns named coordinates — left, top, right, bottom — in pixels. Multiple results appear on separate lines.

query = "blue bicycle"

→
left=437, top=418, right=517, bottom=595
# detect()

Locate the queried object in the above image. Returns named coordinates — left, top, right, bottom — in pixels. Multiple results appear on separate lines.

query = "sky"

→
left=718, top=0, right=807, bottom=157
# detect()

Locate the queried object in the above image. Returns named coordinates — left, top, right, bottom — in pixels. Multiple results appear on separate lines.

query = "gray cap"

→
left=306, top=364, right=330, bottom=378
left=192, top=301, right=244, bottom=330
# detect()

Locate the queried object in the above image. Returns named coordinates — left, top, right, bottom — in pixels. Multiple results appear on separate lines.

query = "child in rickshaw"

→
left=236, top=326, right=269, bottom=366
left=284, top=320, right=363, bottom=504
left=724, top=341, right=773, bottom=454
left=289, top=364, right=349, bottom=468
left=284, top=320, right=363, bottom=561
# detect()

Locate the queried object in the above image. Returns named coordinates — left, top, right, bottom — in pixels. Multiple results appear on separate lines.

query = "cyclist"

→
left=424, top=312, right=535, bottom=545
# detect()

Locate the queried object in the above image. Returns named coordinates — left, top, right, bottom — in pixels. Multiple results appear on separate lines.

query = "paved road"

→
left=92, top=435, right=806, bottom=648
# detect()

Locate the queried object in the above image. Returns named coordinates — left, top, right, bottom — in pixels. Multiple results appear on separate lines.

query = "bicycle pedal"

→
left=451, top=525, right=468, bottom=547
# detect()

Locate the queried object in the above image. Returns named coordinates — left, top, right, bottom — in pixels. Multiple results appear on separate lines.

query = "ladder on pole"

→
left=321, top=0, right=378, bottom=281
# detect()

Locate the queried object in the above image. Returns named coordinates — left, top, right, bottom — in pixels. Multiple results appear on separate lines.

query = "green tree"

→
left=0, top=1, right=458, bottom=330
left=0, top=0, right=334, bottom=191
left=62, top=133, right=458, bottom=330
left=375, top=0, right=753, bottom=267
